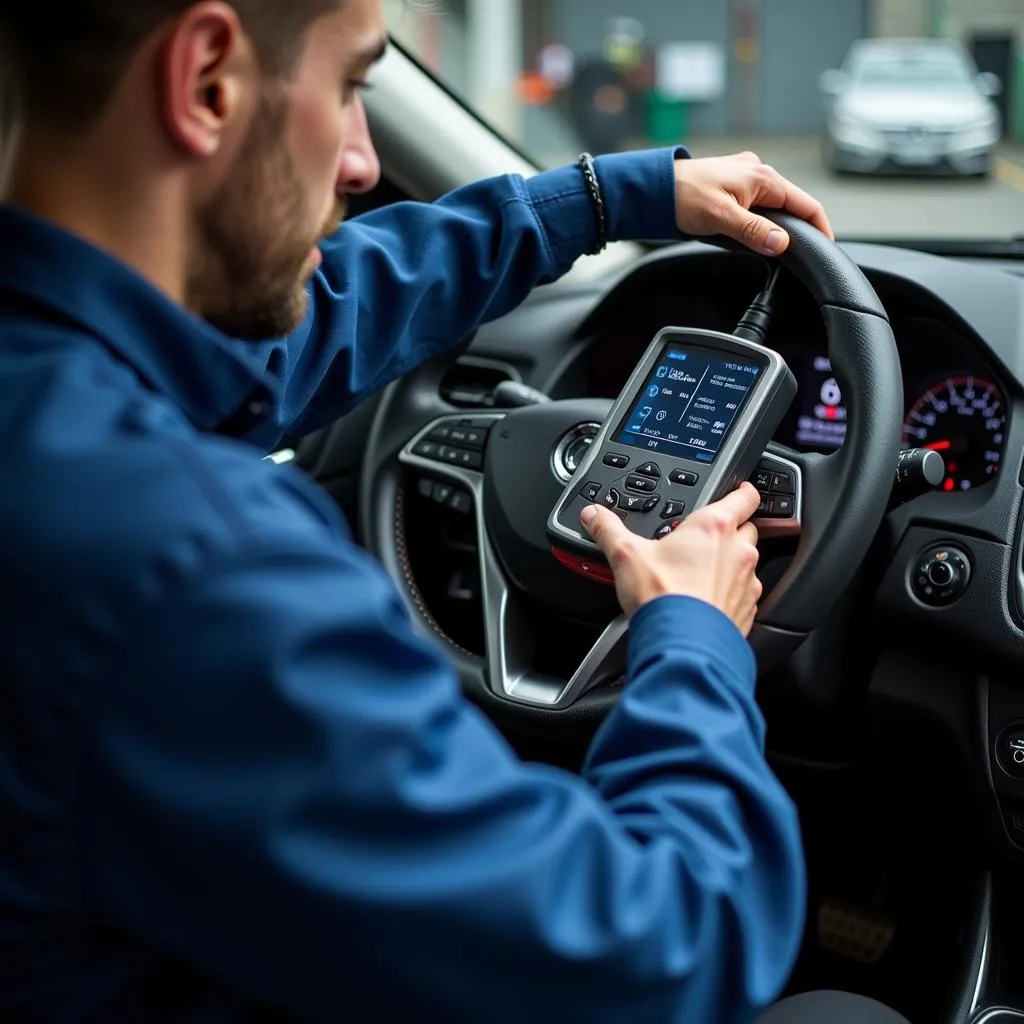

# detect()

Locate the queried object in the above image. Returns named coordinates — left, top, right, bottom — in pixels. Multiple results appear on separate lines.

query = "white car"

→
left=820, top=38, right=1001, bottom=176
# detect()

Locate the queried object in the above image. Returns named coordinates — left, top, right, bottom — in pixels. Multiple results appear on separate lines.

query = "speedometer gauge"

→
left=901, top=376, right=1005, bottom=491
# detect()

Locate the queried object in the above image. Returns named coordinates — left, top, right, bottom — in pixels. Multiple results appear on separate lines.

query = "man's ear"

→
left=160, top=0, right=258, bottom=158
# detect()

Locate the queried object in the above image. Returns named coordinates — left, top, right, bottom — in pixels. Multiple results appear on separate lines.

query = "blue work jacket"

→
left=0, top=147, right=804, bottom=1023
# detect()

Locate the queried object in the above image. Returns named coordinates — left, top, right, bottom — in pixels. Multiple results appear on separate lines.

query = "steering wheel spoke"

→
left=399, top=412, right=627, bottom=710
left=477, top=547, right=626, bottom=708
left=479, top=556, right=628, bottom=708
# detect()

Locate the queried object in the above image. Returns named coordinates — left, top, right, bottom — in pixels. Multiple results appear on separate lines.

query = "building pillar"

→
left=929, top=0, right=955, bottom=38
left=466, top=0, right=523, bottom=139
left=869, top=0, right=930, bottom=38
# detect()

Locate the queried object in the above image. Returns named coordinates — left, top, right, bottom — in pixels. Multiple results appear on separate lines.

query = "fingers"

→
left=738, top=521, right=760, bottom=549
left=702, top=482, right=762, bottom=528
left=738, top=565, right=763, bottom=638
left=754, top=165, right=834, bottom=241
left=712, top=155, right=835, bottom=251
left=580, top=504, right=634, bottom=564
left=724, top=204, right=791, bottom=256
left=765, top=171, right=834, bottom=240
left=739, top=603, right=759, bottom=637
left=781, top=180, right=834, bottom=239
left=676, top=154, right=834, bottom=254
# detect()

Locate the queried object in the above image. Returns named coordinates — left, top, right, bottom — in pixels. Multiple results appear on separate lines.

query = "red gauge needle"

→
left=923, top=440, right=952, bottom=451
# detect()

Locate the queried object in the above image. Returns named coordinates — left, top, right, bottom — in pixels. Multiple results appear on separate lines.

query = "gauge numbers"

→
left=901, top=376, right=1005, bottom=491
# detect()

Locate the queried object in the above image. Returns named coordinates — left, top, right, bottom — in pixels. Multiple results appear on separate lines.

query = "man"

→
left=0, top=2, right=912, bottom=1022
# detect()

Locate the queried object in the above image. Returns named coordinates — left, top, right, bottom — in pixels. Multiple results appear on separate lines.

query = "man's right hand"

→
left=579, top=482, right=763, bottom=635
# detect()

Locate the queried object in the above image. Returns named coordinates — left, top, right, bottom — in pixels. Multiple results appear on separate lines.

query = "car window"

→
left=383, top=0, right=1024, bottom=243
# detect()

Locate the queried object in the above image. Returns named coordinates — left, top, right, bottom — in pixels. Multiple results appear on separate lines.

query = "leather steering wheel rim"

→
left=732, top=210, right=903, bottom=656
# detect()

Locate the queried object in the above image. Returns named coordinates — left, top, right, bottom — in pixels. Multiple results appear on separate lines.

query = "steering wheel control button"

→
left=911, top=545, right=971, bottom=606
left=603, top=452, right=629, bottom=469
left=757, top=491, right=770, bottom=514
left=415, top=478, right=473, bottom=515
left=751, top=467, right=773, bottom=490
left=447, top=491, right=472, bottom=515
left=617, top=492, right=649, bottom=512
left=661, top=499, right=685, bottom=519
left=767, top=495, right=795, bottom=518
left=625, top=474, right=657, bottom=493
left=996, top=725, right=1024, bottom=780
left=602, top=488, right=620, bottom=509
left=428, top=425, right=452, bottom=440
left=412, top=439, right=484, bottom=470
left=636, top=462, right=661, bottom=479
left=413, top=440, right=440, bottom=460
left=654, top=520, right=682, bottom=540
left=642, top=496, right=660, bottom=513
left=771, top=471, right=795, bottom=494
left=668, top=469, right=699, bottom=487
left=581, top=481, right=602, bottom=502
left=447, top=425, right=488, bottom=448
left=432, top=445, right=483, bottom=470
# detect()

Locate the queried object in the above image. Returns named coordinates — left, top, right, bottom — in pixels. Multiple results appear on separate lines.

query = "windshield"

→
left=854, top=57, right=973, bottom=88
left=384, top=1, right=1024, bottom=244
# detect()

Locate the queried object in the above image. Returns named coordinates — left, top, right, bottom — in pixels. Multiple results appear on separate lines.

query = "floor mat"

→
left=782, top=780, right=975, bottom=1023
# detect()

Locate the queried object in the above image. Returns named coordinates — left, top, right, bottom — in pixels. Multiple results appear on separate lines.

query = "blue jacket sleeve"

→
left=270, top=148, right=684, bottom=442
left=78, top=512, right=805, bottom=1024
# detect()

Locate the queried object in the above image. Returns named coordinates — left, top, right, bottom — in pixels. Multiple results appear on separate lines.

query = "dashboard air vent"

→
left=439, top=356, right=522, bottom=408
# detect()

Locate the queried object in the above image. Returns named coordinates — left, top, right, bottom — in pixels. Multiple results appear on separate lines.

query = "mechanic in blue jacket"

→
left=0, top=2, right=913, bottom=1023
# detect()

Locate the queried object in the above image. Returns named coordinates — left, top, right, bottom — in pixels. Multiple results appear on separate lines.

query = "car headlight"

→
left=831, top=112, right=880, bottom=149
left=955, top=116, right=999, bottom=149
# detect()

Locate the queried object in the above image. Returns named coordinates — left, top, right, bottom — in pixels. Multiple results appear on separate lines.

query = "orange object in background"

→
left=517, top=71, right=554, bottom=106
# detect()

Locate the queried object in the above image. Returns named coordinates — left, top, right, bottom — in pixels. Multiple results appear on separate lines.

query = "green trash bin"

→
left=646, top=91, right=689, bottom=145
left=1014, top=55, right=1024, bottom=142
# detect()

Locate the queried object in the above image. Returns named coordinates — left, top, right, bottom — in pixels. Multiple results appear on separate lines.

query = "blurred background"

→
left=383, top=0, right=1024, bottom=240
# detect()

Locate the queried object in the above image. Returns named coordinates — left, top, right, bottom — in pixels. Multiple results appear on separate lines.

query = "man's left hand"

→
left=675, top=151, right=834, bottom=257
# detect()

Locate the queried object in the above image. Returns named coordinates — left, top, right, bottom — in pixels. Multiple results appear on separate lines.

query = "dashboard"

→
left=578, top=262, right=1010, bottom=493
left=348, top=234, right=1024, bottom=867
left=781, top=337, right=1006, bottom=494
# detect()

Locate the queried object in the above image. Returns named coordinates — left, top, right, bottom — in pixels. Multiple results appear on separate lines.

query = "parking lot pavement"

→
left=684, top=135, right=1024, bottom=241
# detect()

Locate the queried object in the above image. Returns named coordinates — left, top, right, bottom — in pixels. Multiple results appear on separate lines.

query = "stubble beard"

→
left=188, top=91, right=345, bottom=341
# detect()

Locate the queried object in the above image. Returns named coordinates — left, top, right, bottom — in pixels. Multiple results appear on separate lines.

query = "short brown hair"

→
left=0, top=1, right=341, bottom=130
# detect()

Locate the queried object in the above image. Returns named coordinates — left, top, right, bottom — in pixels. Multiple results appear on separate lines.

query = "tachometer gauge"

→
left=901, top=376, right=1005, bottom=491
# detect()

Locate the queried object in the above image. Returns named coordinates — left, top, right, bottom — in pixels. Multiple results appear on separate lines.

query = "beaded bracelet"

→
left=577, top=152, right=608, bottom=255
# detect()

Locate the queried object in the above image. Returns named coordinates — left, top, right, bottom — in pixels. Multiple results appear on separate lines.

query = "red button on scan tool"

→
left=551, top=547, right=615, bottom=586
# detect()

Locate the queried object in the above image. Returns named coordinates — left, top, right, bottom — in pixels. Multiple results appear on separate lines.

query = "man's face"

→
left=188, top=0, right=385, bottom=340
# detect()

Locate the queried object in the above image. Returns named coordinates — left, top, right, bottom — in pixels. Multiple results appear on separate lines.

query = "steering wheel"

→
left=360, top=211, right=902, bottom=729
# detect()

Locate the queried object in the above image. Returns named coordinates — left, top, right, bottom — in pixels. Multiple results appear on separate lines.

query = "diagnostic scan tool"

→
left=547, top=327, right=797, bottom=581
